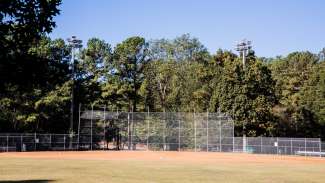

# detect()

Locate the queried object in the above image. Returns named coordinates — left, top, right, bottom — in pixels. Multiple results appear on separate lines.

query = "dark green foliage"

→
left=270, top=52, right=325, bottom=138
left=0, top=0, right=66, bottom=132
left=110, top=37, right=150, bottom=111
left=211, top=51, right=277, bottom=136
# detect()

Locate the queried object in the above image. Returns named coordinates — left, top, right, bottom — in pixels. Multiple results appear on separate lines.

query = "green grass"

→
left=0, top=157, right=325, bottom=183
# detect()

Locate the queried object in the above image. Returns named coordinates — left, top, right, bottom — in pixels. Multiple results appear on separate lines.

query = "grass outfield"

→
left=0, top=151, right=325, bottom=183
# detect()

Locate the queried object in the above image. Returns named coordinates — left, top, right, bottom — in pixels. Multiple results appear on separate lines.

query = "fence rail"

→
left=0, top=133, right=323, bottom=157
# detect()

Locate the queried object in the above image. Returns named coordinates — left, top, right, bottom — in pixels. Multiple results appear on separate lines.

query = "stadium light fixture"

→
left=236, top=39, right=252, bottom=70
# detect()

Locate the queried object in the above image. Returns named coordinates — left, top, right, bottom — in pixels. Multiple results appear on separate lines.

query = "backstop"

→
left=0, top=108, right=323, bottom=157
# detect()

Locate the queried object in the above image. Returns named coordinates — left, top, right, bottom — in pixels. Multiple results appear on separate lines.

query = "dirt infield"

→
left=1, top=151, right=324, bottom=164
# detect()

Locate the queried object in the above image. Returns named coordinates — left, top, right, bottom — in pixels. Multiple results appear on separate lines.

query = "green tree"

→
left=142, top=61, right=178, bottom=112
left=212, top=51, right=277, bottom=136
left=111, top=37, right=150, bottom=111
left=0, top=0, right=62, bottom=132
left=0, top=37, right=70, bottom=132
left=270, top=52, right=324, bottom=138
left=78, top=38, right=112, bottom=105
left=149, top=34, right=210, bottom=63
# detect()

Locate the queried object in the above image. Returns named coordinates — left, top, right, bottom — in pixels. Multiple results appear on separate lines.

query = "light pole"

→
left=67, top=36, right=82, bottom=149
left=236, top=39, right=252, bottom=70
left=235, top=39, right=252, bottom=152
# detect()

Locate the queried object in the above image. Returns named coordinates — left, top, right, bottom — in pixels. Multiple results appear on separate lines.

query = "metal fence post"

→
left=103, top=105, right=106, bottom=150
left=90, top=105, right=94, bottom=151
left=232, top=120, right=235, bottom=153
left=305, top=138, right=307, bottom=157
left=6, top=135, right=9, bottom=152
left=290, top=138, right=293, bottom=155
left=64, top=134, right=66, bottom=151
left=163, top=111, right=166, bottom=151
left=319, top=139, right=322, bottom=157
left=261, top=137, right=263, bottom=154
left=20, top=135, right=23, bottom=152
left=147, top=108, right=149, bottom=151
left=206, top=110, right=209, bottom=152
left=34, top=133, right=36, bottom=151
left=194, top=111, right=197, bottom=152
left=277, top=137, right=279, bottom=155
left=243, top=136, right=246, bottom=153
left=178, top=113, right=181, bottom=151
left=49, top=134, right=52, bottom=150
left=78, top=104, right=81, bottom=150
left=130, top=108, right=134, bottom=150
left=232, top=137, right=235, bottom=153
left=127, top=112, right=130, bottom=150
left=219, top=117, right=222, bottom=152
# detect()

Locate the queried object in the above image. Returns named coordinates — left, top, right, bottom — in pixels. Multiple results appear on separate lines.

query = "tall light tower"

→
left=235, top=39, right=252, bottom=152
left=67, top=36, right=82, bottom=149
left=236, top=39, right=252, bottom=70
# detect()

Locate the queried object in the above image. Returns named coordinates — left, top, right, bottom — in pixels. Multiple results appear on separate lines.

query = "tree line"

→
left=1, top=0, right=324, bottom=139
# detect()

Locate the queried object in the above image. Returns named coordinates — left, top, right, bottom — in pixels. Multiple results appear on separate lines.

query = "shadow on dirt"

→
left=0, top=180, right=55, bottom=183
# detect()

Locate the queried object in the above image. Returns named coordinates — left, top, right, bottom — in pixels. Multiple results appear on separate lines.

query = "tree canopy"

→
left=1, top=1, right=324, bottom=139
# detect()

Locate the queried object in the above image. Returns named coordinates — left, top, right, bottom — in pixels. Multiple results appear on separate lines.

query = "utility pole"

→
left=67, top=36, right=82, bottom=149
left=236, top=39, right=252, bottom=70
left=235, top=39, right=252, bottom=152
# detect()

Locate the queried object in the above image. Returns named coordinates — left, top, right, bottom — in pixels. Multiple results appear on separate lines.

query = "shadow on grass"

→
left=0, top=180, right=55, bottom=183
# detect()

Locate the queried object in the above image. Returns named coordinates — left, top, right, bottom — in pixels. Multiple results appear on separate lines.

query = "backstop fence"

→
left=78, top=111, right=234, bottom=152
left=0, top=110, right=323, bottom=157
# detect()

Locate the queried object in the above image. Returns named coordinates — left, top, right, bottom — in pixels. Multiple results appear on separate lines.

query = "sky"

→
left=50, top=0, right=325, bottom=58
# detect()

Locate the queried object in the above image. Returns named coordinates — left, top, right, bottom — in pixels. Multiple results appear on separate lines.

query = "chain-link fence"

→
left=78, top=110, right=234, bottom=151
left=0, top=133, right=79, bottom=152
left=0, top=109, right=323, bottom=157
left=0, top=133, right=323, bottom=157
left=234, top=137, right=323, bottom=157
